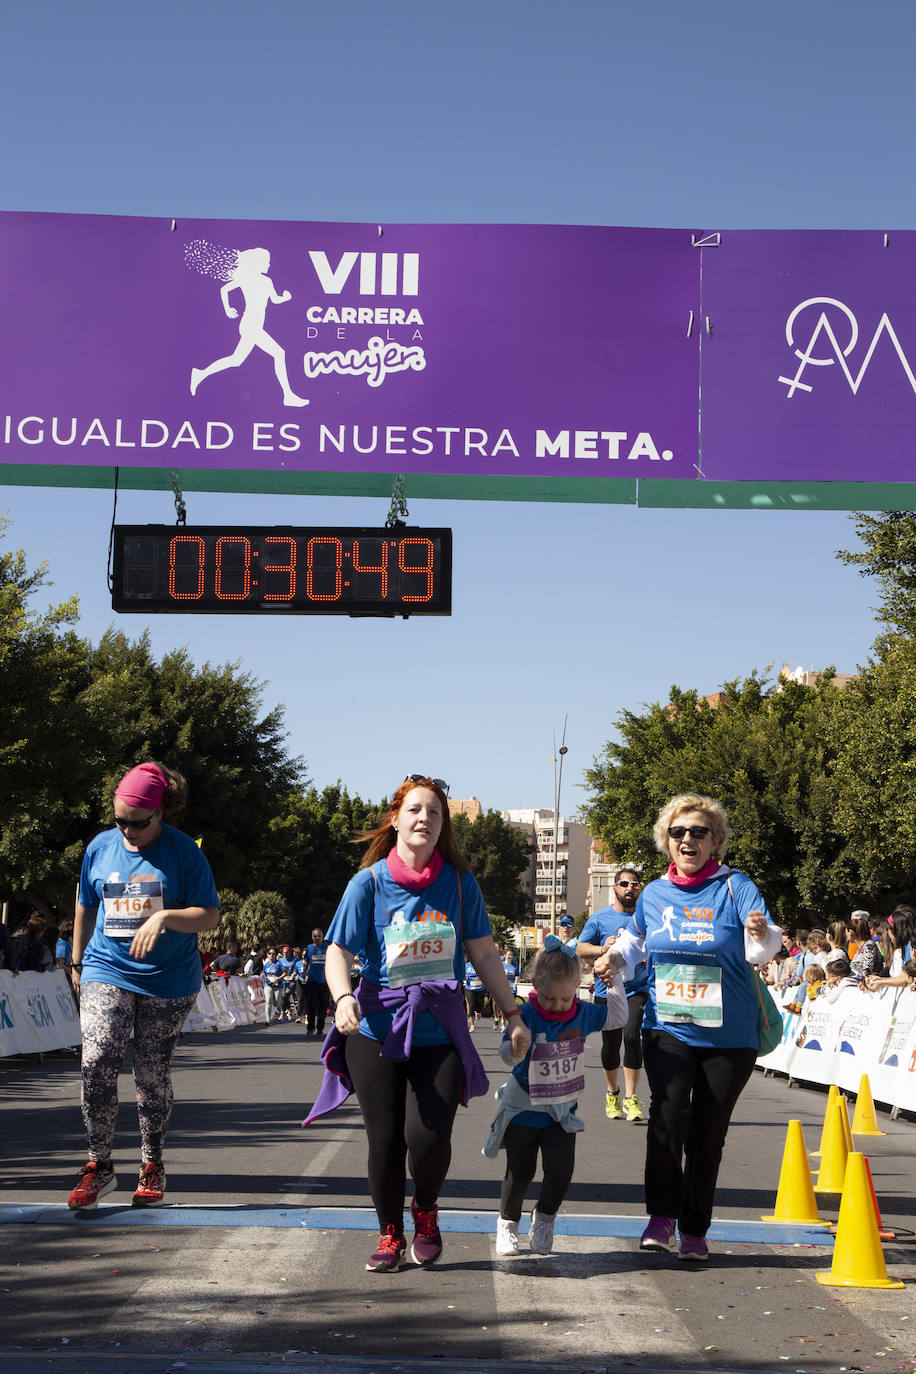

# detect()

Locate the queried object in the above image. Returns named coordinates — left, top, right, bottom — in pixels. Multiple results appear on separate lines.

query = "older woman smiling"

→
left=595, top=792, right=782, bottom=1262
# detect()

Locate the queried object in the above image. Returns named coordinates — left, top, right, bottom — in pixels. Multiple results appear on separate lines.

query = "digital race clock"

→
left=112, top=525, right=452, bottom=616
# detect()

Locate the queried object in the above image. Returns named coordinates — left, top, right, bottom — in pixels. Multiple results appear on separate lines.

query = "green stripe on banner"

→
left=636, top=478, right=916, bottom=511
left=0, top=463, right=639, bottom=504
left=4, top=463, right=916, bottom=511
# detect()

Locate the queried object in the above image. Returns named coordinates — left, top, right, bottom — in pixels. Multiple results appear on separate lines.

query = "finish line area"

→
left=0, top=1201, right=831, bottom=1246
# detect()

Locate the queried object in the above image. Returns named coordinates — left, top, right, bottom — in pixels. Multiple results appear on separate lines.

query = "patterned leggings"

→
left=79, top=982, right=197, bottom=1164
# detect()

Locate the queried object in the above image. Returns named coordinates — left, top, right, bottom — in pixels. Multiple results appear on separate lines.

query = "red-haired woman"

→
left=306, top=775, right=530, bottom=1273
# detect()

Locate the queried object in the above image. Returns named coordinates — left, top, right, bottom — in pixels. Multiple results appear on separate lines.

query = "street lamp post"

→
left=549, top=718, right=568, bottom=937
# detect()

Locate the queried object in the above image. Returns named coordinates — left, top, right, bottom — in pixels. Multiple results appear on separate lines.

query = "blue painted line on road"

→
left=0, top=1203, right=832, bottom=1245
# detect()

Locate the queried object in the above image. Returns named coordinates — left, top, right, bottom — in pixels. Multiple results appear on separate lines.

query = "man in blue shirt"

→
left=304, top=928, right=330, bottom=1037
left=578, top=867, right=648, bottom=1122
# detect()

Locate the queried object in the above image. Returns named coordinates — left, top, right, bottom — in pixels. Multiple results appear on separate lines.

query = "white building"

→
left=501, top=808, right=591, bottom=930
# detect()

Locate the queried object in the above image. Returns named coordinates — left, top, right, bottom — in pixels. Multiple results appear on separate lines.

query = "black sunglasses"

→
left=404, top=774, right=450, bottom=796
left=668, top=825, right=711, bottom=840
left=114, top=813, right=157, bottom=831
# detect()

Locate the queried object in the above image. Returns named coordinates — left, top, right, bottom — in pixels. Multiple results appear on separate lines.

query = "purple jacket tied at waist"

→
left=302, top=978, right=489, bottom=1125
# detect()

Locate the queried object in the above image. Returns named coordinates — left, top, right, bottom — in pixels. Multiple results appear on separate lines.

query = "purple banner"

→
left=0, top=212, right=698, bottom=482
left=701, top=230, right=916, bottom=482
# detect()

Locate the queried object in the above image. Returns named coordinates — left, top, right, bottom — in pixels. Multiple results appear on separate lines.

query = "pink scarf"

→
left=385, top=845, right=443, bottom=891
left=528, top=989, right=579, bottom=1022
left=666, top=859, right=724, bottom=889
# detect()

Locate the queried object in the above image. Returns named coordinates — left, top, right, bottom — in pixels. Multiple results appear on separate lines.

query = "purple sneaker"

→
left=639, top=1215, right=677, bottom=1252
left=678, top=1232, right=709, bottom=1262
left=410, top=1199, right=442, bottom=1266
left=365, top=1225, right=407, bottom=1272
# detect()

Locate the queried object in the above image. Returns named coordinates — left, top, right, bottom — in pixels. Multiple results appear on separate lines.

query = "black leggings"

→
left=641, top=1027, right=757, bottom=1237
left=600, top=990, right=648, bottom=1072
left=344, top=1033, right=465, bottom=1231
left=500, top=1120, right=576, bottom=1221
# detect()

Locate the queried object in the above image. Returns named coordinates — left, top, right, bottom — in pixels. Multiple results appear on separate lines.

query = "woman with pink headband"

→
left=68, top=762, right=220, bottom=1211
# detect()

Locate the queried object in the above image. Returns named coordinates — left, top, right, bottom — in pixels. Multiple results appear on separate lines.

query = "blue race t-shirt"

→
left=581, top=905, right=649, bottom=998
left=464, top=961, right=484, bottom=991
left=263, top=959, right=284, bottom=987
left=306, top=942, right=329, bottom=983
left=631, top=868, right=776, bottom=1050
left=508, top=998, right=608, bottom=1126
left=326, top=859, right=491, bottom=1045
left=78, top=824, right=219, bottom=999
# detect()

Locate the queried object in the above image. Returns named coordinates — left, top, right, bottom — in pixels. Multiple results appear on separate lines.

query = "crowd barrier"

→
left=4, top=969, right=915, bottom=1120
left=758, top=981, right=916, bottom=1116
left=183, top=974, right=266, bottom=1032
left=0, top=969, right=82, bottom=1056
left=0, top=972, right=267, bottom=1057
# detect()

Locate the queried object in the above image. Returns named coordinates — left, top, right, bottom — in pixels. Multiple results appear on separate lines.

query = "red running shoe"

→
left=410, top=1198, right=443, bottom=1266
left=132, top=1161, right=167, bottom=1207
left=67, top=1161, right=116, bottom=1211
left=365, top=1225, right=407, bottom=1272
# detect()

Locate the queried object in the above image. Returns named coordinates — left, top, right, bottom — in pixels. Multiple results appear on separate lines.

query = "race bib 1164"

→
left=101, top=881, right=164, bottom=938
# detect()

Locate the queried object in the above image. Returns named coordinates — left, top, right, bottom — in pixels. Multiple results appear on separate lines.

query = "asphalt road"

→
left=1, top=1017, right=914, bottom=1374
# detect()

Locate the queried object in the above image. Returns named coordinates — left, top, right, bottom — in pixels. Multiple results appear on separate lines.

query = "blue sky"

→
left=1, top=0, right=908, bottom=812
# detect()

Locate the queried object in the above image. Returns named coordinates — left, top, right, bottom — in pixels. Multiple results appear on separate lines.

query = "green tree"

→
left=238, top=890, right=293, bottom=948
left=212, top=888, right=244, bottom=946
left=452, top=810, right=532, bottom=921
left=266, top=783, right=386, bottom=939
left=581, top=671, right=848, bottom=926
left=828, top=512, right=916, bottom=906
left=83, top=640, right=306, bottom=897
left=837, top=510, right=916, bottom=640
left=0, top=521, right=310, bottom=913
left=0, top=523, right=98, bottom=908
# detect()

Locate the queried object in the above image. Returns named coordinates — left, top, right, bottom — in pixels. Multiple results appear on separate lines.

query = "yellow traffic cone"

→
left=816, top=1152, right=904, bottom=1289
left=761, top=1119, right=829, bottom=1225
left=811, top=1084, right=839, bottom=1157
left=838, top=1094, right=854, bottom=1152
left=851, top=1074, right=886, bottom=1137
left=814, top=1097, right=849, bottom=1193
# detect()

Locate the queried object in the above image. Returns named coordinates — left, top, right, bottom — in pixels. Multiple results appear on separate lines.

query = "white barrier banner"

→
left=1, top=973, right=270, bottom=1056
left=883, top=989, right=916, bottom=1113
left=217, top=974, right=260, bottom=1026
left=0, top=970, right=81, bottom=1055
left=758, top=981, right=916, bottom=1115
left=246, top=975, right=266, bottom=1017
left=181, top=975, right=265, bottom=1034
left=183, top=980, right=221, bottom=1033
left=206, top=978, right=237, bottom=1030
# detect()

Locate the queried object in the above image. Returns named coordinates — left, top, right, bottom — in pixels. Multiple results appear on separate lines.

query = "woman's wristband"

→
left=332, top=991, right=357, bottom=1011
left=504, top=1006, right=522, bottom=1019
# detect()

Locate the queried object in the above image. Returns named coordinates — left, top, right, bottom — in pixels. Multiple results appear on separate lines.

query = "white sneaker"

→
left=528, top=1206, right=555, bottom=1254
left=495, top=1216, right=519, bottom=1256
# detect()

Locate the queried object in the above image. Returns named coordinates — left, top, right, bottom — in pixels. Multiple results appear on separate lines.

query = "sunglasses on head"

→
left=668, top=825, right=711, bottom=840
left=404, top=774, right=450, bottom=796
left=114, top=813, right=157, bottom=831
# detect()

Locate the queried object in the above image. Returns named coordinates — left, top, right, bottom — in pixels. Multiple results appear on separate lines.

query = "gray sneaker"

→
left=528, top=1206, right=556, bottom=1254
left=495, top=1216, right=520, bottom=1256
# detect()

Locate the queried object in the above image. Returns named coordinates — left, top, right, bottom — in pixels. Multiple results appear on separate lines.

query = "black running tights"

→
left=344, top=1033, right=465, bottom=1230
left=500, top=1120, right=576, bottom=1221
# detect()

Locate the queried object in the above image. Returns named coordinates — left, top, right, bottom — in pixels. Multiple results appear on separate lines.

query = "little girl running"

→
left=483, top=935, right=627, bottom=1256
